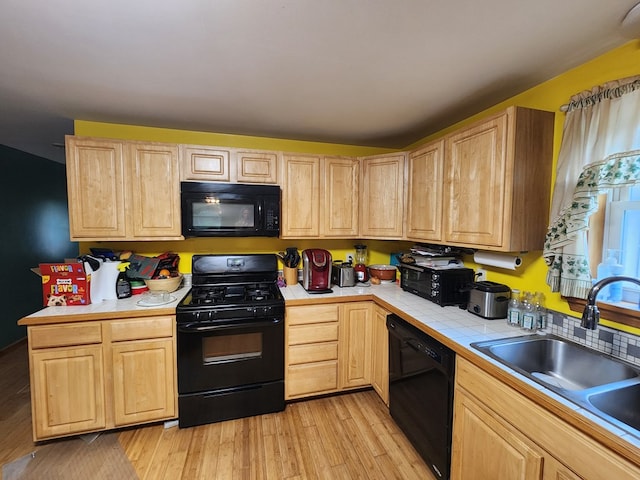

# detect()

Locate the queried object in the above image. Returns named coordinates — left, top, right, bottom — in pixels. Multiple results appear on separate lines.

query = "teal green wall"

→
left=1, top=145, right=79, bottom=350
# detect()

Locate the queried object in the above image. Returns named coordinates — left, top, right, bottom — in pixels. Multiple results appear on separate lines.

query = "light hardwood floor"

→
left=1, top=341, right=434, bottom=479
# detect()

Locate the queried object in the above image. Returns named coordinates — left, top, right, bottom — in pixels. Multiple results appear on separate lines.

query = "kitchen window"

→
left=600, top=185, right=640, bottom=306
left=544, top=77, right=640, bottom=328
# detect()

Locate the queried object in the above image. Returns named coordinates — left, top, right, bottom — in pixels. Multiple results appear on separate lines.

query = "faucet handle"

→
left=581, top=304, right=600, bottom=330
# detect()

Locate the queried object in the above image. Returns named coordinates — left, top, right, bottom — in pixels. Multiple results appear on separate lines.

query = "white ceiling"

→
left=1, top=0, right=639, bottom=164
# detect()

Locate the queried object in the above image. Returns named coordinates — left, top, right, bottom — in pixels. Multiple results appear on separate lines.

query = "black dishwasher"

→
left=387, top=314, right=455, bottom=480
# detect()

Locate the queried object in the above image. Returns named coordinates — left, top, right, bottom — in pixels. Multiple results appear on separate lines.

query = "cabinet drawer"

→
left=29, top=322, right=102, bottom=349
left=288, top=323, right=339, bottom=346
left=288, top=342, right=338, bottom=365
left=110, top=316, right=174, bottom=342
left=287, top=304, right=339, bottom=326
left=286, top=361, right=338, bottom=398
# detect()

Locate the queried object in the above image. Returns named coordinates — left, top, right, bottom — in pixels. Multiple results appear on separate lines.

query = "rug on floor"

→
left=2, top=432, right=138, bottom=480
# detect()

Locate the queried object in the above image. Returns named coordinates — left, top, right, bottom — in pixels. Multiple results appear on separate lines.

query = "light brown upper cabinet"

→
left=321, top=156, right=359, bottom=237
left=180, top=145, right=231, bottom=182
left=406, top=140, right=445, bottom=242
left=281, top=154, right=359, bottom=238
left=359, top=153, right=406, bottom=239
left=281, top=154, right=321, bottom=237
left=234, top=149, right=279, bottom=184
left=180, top=145, right=279, bottom=184
left=66, top=136, right=182, bottom=241
left=443, top=107, right=554, bottom=251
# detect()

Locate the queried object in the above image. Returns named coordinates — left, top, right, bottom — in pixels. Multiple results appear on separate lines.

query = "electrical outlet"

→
left=346, top=252, right=355, bottom=264
left=476, top=268, right=487, bottom=281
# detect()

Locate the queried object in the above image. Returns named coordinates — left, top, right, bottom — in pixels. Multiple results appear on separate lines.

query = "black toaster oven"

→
left=399, top=264, right=474, bottom=307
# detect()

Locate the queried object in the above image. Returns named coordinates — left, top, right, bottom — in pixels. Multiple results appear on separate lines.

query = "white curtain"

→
left=544, top=76, right=640, bottom=298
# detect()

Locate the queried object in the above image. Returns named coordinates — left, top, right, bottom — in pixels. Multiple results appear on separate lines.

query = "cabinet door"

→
left=444, top=112, right=508, bottom=247
left=66, top=136, right=126, bottom=239
left=31, top=346, right=106, bottom=439
left=111, top=339, right=176, bottom=426
left=179, top=145, right=231, bottom=181
left=236, top=149, right=279, bottom=184
left=340, top=302, right=373, bottom=389
left=322, top=156, right=359, bottom=237
left=452, top=389, right=544, bottom=480
left=128, top=142, right=182, bottom=238
left=359, top=153, right=405, bottom=238
left=281, top=154, right=321, bottom=237
left=371, top=305, right=389, bottom=405
left=406, top=140, right=444, bottom=242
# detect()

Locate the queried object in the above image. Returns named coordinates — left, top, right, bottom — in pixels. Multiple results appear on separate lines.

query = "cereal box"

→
left=39, top=263, right=91, bottom=306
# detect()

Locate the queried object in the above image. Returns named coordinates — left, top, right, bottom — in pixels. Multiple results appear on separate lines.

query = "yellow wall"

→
left=76, top=41, right=640, bottom=331
left=74, top=121, right=397, bottom=157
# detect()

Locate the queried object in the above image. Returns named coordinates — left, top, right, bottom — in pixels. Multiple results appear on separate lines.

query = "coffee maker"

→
left=301, top=249, right=333, bottom=292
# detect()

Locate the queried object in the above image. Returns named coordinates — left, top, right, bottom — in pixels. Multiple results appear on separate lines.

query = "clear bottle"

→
left=607, top=249, right=624, bottom=302
left=520, top=291, right=537, bottom=331
left=533, top=291, right=547, bottom=330
left=507, top=289, right=522, bottom=327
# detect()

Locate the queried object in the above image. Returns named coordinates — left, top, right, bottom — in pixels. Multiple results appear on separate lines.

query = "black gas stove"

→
left=176, top=254, right=285, bottom=428
left=177, top=255, right=284, bottom=321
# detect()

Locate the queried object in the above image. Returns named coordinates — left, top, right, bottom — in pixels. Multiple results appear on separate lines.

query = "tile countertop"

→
left=17, top=280, right=640, bottom=460
left=18, top=286, right=192, bottom=326
left=282, top=281, right=640, bottom=457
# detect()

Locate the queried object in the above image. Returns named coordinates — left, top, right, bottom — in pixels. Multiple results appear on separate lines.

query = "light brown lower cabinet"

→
left=452, top=357, right=640, bottom=480
left=27, top=316, right=177, bottom=441
left=285, top=302, right=375, bottom=400
left=371, top=305, right=390, bottom=405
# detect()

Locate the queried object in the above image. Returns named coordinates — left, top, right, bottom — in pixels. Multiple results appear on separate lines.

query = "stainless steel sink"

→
left=472, top=335, right=639, bottom=390
left=588, top=383, right=640, bottom=432
left=471, top=334, right=640, bottom=438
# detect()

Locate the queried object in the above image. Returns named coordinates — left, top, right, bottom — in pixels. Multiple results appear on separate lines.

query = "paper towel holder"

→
left=473, top=250, right=524, bottom=270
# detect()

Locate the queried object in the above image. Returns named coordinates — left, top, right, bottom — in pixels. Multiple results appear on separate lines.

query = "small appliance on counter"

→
left=302, top=249, right=333, bottom=293
left=399, top=263, right=474, bottom=307
left=353, top=244, right=369, bottom=282
left=332, top=261, right=356, bottom=287
left=467, top=281, right=511, bottom=319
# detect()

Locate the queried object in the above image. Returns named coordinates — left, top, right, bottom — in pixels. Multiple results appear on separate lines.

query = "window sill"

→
left=565, top=297, right=640, bottom=329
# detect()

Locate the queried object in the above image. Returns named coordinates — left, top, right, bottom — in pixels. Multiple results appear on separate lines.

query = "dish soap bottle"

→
left=607, top=250, right=624, bottom=302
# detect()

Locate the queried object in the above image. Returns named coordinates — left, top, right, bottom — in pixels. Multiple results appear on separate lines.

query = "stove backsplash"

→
left=546, top=310, right=640, bottom=368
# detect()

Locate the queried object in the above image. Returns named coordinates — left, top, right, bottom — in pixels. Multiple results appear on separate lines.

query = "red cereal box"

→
left=39, top=263, right=91, bottom=306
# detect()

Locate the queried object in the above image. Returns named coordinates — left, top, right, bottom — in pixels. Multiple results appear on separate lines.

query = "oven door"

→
left=177, top=316, right=284, bottom=394
left=400, top=265, right=433, bottom=297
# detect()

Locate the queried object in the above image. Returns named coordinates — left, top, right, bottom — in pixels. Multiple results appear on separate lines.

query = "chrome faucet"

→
left=581, top=276, right=640, bottom=329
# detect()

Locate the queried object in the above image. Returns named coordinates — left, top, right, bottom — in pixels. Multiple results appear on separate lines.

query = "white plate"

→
left=136, top=295, right=176, bottom=307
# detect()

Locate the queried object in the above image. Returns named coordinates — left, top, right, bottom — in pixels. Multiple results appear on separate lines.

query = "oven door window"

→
left=202, top=332, right=262, bottom=363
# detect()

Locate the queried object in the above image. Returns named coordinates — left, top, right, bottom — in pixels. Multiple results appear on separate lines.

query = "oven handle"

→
left=178, top=317, right=283, bottom=333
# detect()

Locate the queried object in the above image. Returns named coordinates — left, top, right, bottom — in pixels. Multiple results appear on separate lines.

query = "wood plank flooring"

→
left=1, top=341, right=434, bottom=479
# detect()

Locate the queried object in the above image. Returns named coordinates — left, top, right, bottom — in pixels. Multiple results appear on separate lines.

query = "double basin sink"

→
left=471, top=334, right=640, bottom=437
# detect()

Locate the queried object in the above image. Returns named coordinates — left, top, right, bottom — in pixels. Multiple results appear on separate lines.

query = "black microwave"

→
left=181, top=182, right=280, bottom=237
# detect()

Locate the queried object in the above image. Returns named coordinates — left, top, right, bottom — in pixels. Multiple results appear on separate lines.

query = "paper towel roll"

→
left=473, top=251, right=522, bottom=270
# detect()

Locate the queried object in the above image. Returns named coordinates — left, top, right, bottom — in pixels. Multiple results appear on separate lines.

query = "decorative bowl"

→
left=368, top=265, right=397, bottom=281
left=144, top=274, right=183, bottom=292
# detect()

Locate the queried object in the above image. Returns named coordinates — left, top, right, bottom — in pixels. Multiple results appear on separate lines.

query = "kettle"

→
left=301, top=249, right=333, bottom=292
